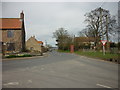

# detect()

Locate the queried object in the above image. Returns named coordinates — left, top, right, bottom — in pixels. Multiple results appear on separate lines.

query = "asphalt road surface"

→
left=2, top=51, right=118, bottom=88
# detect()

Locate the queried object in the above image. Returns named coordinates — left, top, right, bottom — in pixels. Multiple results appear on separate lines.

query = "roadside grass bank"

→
left=57, top=50, right=119, bottom=63
left=75, top=51, right=118, bottom=60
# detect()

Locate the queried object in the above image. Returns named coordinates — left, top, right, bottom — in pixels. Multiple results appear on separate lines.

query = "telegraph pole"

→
left=105, top=14, right=110, bottom=52
left=100, top=7, right=104, bottom=40
left=100, top=7, right=105, bottom=55
left=45, top=40, right=47, bottom=46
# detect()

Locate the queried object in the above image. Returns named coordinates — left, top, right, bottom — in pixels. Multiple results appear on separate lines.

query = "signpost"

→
left=101, top=40, right=107, bottom=55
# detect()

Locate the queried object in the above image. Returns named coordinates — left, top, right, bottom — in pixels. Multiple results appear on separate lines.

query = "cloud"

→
left=2, top=2, right=118, bottom=46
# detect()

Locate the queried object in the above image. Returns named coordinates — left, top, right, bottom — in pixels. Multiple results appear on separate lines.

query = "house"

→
left=74, top=37, right=95, bottom=49
left=26, top=36, right=42, bottom=53
left=37, top=41, right=43, bottom=46
left=0, top=11, right=26, bottom=54
left=37, top=41, right=47, bottom=52
left=74, top=37, right=95, bottom=43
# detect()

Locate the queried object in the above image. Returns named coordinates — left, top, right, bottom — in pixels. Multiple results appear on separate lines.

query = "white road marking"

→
left=96, top=84, right=112, bottom=88
left=3, top=82, right=19, bottom=86
left=28, top=80, right=32, bottom=83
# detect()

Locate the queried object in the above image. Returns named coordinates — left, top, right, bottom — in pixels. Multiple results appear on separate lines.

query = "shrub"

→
left=5, top=54, right=32, bottom=58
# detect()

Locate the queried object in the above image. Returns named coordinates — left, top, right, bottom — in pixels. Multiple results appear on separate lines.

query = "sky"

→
left=1, top=1, right=118, bottom=46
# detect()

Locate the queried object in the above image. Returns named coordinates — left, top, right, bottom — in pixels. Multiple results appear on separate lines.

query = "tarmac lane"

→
left=2, top=51, right=118, bottom=88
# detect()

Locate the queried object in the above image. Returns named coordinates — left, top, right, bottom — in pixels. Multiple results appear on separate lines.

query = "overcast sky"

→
left=2, top=2, right=118, bottom=46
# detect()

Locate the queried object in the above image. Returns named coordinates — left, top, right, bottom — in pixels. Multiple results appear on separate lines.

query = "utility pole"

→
left=45, top=40, right=47, bottom=47
left=105, top=14, right=110, bottom=52
left=100, top=7, right=104, bottom=40
left=100, top=7, right=105, bottom=55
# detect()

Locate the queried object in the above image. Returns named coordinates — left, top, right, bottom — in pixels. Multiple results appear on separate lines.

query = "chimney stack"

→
left=20, top=10, right=24, bottom=20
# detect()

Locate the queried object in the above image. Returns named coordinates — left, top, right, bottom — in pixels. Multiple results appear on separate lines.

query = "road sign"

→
left=101, top=40, right=107, bottom=46
left=100, top=40, right=107, bottom=55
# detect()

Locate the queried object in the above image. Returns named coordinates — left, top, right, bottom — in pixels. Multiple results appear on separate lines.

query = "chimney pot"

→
left=20, top=10, right=24, bottom=20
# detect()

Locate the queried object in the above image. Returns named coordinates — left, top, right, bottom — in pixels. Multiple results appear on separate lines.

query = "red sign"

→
left=101, top=40, right=107, bottom=46
left=70, top=45, right=74, bottom=53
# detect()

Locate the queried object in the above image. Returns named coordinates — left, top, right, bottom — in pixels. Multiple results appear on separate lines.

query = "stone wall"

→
left=26, top=36, right=42, bottom=53
left=2, top=29, right=23, bottom=53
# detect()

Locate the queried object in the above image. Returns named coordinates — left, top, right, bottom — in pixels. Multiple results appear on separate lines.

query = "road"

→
left=2, top=51, right=118, bottom=88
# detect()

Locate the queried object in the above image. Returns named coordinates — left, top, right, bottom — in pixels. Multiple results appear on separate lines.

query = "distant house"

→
left=74, top=37, right=95, bottom=49
left=26, top=36, right=42, bottom=53
left=37, top=41, right=47, bottom=52
left=0, top=11, right=26, bottom=54
left=74, top=37, right=95, bottom=43
left=37, top=41, right=43, bottom=46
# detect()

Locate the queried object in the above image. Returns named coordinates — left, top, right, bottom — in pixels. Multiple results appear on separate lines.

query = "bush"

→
left=5, top=54, right=32, bottom=58
left=110, top=42, right=117, bottom=48
left=5, top=55, right=17, bottom=58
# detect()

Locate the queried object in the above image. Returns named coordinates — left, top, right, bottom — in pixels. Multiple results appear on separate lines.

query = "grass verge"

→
left=57, top=50, right=70, bottom=53
left=75, top=51, right=118, bottom=60
left=57, top=49, right=118, bottom=60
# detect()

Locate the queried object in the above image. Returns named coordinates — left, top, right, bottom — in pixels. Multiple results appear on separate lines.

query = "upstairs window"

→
left=7, top=30, right=14, bottom=38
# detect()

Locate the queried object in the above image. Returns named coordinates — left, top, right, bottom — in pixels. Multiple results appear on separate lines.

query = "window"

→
left=7, top=30, right=14, bottom=38
left=7, top=43, right=15, bottom=51
left=30, top=47, right=34, bottom=50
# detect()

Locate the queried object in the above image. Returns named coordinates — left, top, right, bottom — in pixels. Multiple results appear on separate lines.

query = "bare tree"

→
left=82, top=7, right=117, bottom=50
left=53, top=28, right=72, bottom=50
